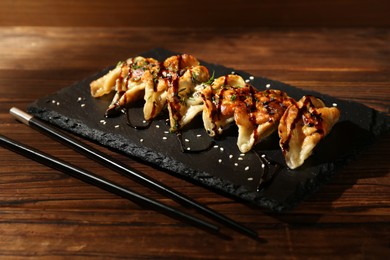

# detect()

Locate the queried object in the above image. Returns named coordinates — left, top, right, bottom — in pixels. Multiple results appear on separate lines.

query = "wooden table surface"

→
left=0, top=26, right=389, bottom=259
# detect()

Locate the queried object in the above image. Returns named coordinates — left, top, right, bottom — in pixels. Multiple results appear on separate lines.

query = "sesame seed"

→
left=115, top=125, right=120, bottom=128
left=249, top=76, right=254, bottom=80
left=245, top=79, right=250, bottom=83
left=140, top=139, right=144, bottom=142
left=266, top=83, right=271, bottom=88
left=218, top=159, right=222, bottom=163
left=240, top=153, right=246, bottom=157
left=155, top=125, right=160, bottom=128
left=56, top=102, right=60, bottom=106
left=261, top=164, right=265, bottom=168
left=162, top=137, right=167, bottom=140
left=231, top=71, right=235, bottom=74
left=220, top=147, right=224, bottom=152
left=51, top=100, right=56, bottom=104
left=185, top=139, right=190, bottom=142
left=234, top=163, right=238, bottom=166
left=261, top=154, right=266, bottom=158
left=164, top=131, right=170, bottom=134
left=81, top=104, right=86, bottom=107
left=186, top=147, right=191, bottom=151
left=196, top=134, right=202, bottom=137
left=213, top=145, right=219, bottom=149
left=229, top=155, right=233, bottom=159
left=77, top=97, right=82, bottom=102
left=245, top=166, right=250, bottom=171
left=332, top=103, right=338, bottom=107
left=247, top=177, right=253, bottom=181
left=238, top=157, right=243, bottom=161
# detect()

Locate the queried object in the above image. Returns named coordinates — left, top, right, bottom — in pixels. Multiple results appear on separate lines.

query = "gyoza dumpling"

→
left=234, top=89, right=293, bottom=153
left=105, top=57, right=160, bottom=117
left=278, top=95, right=340, bottom=169
left=202, top=74, right=246, bottom=137
left=143, top=54, right=202, bottom=122
left=202, top=74, right=293, bottom=153
left=166, top=65, right=210, bottom=132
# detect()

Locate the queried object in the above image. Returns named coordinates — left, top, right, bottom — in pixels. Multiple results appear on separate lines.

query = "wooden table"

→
left=0, top=26, right=389, bottom=259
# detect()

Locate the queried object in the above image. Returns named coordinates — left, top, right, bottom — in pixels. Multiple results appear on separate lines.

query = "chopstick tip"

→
left=9, top=107, right=32, bottom=125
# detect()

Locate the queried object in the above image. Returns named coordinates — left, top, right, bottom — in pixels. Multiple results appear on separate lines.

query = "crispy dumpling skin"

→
left=278, top=95, right=340, bottom=169
left=167, top=65, right=210, bottom=132
left=105, top=57, right=160, bottom=117
left=202, top=74, right=293, bottom=153
left=235, top=89, right=294, bottom=153
left=202, top=74, right=246, bottom=136
left=90, top=66, right=121, bottom=98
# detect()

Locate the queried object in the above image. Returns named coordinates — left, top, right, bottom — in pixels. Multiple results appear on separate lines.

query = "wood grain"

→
left=0, top=0, right=389, bottom=27
left=0, top=27, right=389, bottom=259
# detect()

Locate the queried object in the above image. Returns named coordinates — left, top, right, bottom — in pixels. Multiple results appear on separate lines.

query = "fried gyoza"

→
left=202, top=75, right=293, bottom=153
left=278, top=96, right=340, bottom=169
left=90, top=56, right=160, bottom=117
left=90, top=54, right=341, bottom=170
left=153, top=55, right=210, bottom=132
left=89, top=54, right=211, bottom=129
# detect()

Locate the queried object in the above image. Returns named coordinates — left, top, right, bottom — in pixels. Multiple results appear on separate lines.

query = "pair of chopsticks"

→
left=1, top=107, right=259, bottom=239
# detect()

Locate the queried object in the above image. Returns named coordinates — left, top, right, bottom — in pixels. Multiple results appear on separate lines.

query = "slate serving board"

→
left=28, top=48, right=389, bottom=212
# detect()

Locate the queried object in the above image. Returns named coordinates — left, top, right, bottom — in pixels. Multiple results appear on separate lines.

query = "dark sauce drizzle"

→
left=254, top=151, right=282, bottom=191
left=176, top=132, right=215, bottom=154
left=125, top=107, right=152, bottom=130
left=281, top=96, right=324, bottom=153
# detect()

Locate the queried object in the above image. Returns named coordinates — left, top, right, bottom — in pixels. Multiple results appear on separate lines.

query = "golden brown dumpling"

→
left=278, top=95, right=340, bottom=169
left=202, top=74, right=293, bottom=153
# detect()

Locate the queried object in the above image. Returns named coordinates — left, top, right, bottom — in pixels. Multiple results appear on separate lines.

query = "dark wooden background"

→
left=0, top=1, right=389, bottom=259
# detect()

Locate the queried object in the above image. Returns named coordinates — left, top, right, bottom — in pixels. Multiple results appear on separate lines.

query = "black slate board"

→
left=28, top=48, right=389, bottom=212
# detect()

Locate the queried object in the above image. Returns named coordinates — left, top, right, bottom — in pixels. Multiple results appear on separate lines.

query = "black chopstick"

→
left=10, top=107, right=258, bottom=239
left=0, top=134, right=219, bottom=233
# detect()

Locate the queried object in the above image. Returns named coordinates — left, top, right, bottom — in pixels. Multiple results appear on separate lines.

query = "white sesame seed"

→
left=143, top=120, right=147, bottom=124
left=77, top=97, right=82, bottom=102
left=186, top=147, right=191, bottom=151
left=100, top=120, right=105, bottom=123
left=115, top=125, right=120, bottom=128
left=56, top=102, right=60, bottom=106
left=81, top=104, right=86, bottom=107
left=164, top=131, right=170, bottom=134
left=266, top=83, right=271, bottom=88
left=245, top=79, right=250, bottom=83
left=155, top=125, right=160, bottom=128
left=162, top=137, right=167, bottom=140
left=240, top=153, right=246, bottom=157
left=234, top=163, right=238, bottom=166
left=229, top=154, right=233, bottom=159
left=185, top=139, right=190, bottom=142
left=247, top=177, right=253, bottom=181
left=140, top=139, right=144, bottom=142
left=238, top=157, right=243, bottom=161
left=102, top=121, right=107, bottom=125
left=196, top=134, right=202, bottom=137
left=261, top=164, right=265, bottom=168
left=332, top=103, right=338, bottom=107
left=245, top=166, right=250, bottom=171
left=218, top=159, right=222, bottom=163
left=249, top=76, right=254, bottom=80
left=261, top=154, right=266, bottom=158
left=213, top=145, right=219, bottom=149
left=51, top=100, right=56, bottom=104
left=231, top=71, right=235, bottom=74
left=220, top=147, right=224, bottom=152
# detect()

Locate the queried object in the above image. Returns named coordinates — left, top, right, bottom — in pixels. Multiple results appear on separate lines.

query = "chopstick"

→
left=0, top=134, right=219, bottom=233
left=10, top=107, right=259, bottom=239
